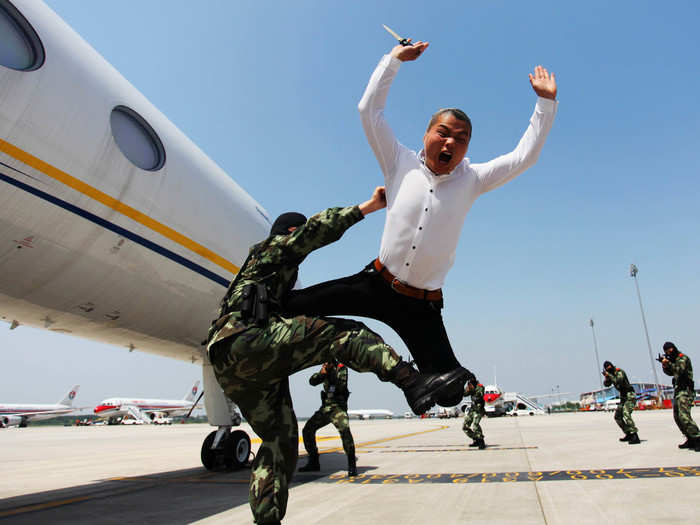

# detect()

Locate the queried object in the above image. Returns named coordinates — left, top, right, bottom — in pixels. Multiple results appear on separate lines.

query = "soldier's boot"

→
left=693, top=437, right=700, bottom=452
left=627, top=433, right=641, bottom=445
left=619, top=434, right=631, bottom=442
left=678, top=438, right=692, bottom=449
left=468, top=441, right=479, bottom=447
left=348, top=455, right=358, bottom=477
left=477, top=438, right=486, bottom=450
left=298, top=454, right=320, bottom=472
left=389, top=361, right=475, bottom=415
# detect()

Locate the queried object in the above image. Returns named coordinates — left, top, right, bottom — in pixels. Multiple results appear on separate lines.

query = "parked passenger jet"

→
left=348, top=409, right=394, bottom=420
left=94, top=381, right=200, bottom=424
left=0, top=0, right=268, bottom=467
left=0, top=385, right=79, bottom=427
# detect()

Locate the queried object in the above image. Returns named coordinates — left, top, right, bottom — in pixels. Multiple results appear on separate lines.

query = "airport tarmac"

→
left=1, top=410, right=699, bottom=524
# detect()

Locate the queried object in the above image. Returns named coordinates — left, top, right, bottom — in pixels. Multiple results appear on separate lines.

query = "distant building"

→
left=579, top=383, right=674, bottom=410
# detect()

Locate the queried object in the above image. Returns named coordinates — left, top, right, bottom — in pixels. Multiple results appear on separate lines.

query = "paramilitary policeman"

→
left=299, top=361, right=357, bottom=476
left=206, top=186, right=472, bottom=525
left=462, top=377, right=486, bottom=449
left=660, top=342, right=700, bottom=451
left=602, top=361, right=640, bottom=444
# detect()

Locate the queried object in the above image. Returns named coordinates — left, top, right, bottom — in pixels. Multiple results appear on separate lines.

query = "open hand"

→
left=390, top=40, right=429, bottom=62
left=529, top=65, right=557, bottom=100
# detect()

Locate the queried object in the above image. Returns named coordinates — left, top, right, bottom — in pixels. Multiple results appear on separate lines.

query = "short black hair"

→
left=427, top=108, right=472, bottom=136
left=663, top=341, right=678, bottom=352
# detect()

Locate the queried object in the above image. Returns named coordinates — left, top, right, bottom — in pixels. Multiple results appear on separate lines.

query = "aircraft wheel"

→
left=19, top=420, right=28, bottom=428
left=224, top=430, right=251, bottom=469
left=201, top=431, right=218, bottom=471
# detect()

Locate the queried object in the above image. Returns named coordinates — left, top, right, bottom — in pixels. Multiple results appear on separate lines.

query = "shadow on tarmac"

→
left=0, top=452, right=354, bottom=524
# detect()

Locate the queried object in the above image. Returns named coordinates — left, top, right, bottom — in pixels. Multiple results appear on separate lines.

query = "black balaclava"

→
left=663, top=341, right=679, bottom=360
left=603, top=360, right=614, bottom=372
left=270, top=212, right=307, bottom=236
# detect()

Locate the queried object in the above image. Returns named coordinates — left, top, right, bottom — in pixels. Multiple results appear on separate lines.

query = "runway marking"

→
left=319, top=466, right=700, bottom=484
left=315, top=425, right=450, bottom=455
left=250, top=435, right=340, bottom=445
left=359, top=446, right=539, bottom=453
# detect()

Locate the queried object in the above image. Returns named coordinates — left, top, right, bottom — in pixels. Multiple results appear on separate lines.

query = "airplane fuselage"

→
left=0, top=0, right=271, bottom=364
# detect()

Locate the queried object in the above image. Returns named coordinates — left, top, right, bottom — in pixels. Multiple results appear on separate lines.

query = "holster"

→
left=240, top=283, right=271, bottom=326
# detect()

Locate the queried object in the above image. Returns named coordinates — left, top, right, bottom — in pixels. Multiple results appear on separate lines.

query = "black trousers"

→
left=284, top=261, right=461, bottom=374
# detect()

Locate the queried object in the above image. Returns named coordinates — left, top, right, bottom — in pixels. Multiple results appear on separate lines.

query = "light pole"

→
left=629, top=264, right=662, bottom=406
left=589, top=318, right=604, bottom=396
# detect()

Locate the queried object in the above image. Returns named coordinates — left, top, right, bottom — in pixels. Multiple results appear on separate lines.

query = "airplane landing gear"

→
left=201, top=427, right=251, bottom=471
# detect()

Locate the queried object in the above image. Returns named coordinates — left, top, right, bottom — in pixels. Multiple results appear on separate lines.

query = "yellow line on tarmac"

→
left=315, top=424, right=450, bottom=456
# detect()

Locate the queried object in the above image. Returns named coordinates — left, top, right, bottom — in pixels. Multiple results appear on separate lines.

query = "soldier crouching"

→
left=206, top=187, right=473, bottom=525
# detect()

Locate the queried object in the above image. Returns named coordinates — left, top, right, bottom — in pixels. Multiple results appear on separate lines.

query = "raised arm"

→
left=473, top=66, right=558, bottom=194
left=279, top=187, right=387, bottom=261
left=357, top=42, right=428, bottom=180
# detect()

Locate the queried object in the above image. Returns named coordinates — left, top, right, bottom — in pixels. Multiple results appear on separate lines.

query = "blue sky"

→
left=1, top=1, right=699, bottom=416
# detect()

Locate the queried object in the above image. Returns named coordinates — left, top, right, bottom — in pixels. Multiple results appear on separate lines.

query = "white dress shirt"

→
left=358, top=55, right=558, bottom=291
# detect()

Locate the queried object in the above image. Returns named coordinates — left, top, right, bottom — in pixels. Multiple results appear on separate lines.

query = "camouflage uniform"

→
left=603, top=368, right=638, bottom=435
left=462, top=383, right=485, bottom=441
left=662, top=353, right=699, bottom=439
left=206, top=206, right=402, bottom=525
left=302, top=363, right=355, bottom=461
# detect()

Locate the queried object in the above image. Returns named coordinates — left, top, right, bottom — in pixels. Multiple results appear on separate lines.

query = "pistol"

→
left=655, top=353, right=665, bottom=363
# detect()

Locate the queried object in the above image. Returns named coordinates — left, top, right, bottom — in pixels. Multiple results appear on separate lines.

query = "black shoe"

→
left=348, top=456, right=358, bottom=477
left=619, top=434, right=631, bottom=442
left=678, top=438, right=692, bottom=449
left=627, top=433, right=640, bottom=445
left=390, top=362, right=474, bottom=415
left=298, top=455, right=320, bottom=472
left=693, top=437, right=700, bottom=452
left=477, top=438, right=486, bottom=450
left=468, top=441, right=479, bottom=447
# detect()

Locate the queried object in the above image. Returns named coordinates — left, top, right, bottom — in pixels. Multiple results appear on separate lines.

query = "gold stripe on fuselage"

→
left=0, top=138, right=238, bottom=275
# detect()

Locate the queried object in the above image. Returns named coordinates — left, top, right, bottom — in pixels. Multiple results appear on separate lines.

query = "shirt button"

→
left=424, top=208, right=428, bottom=212
left=405, top=263, right=409, bottom=266
left=412, top=246, right=416, bottom=249
left=419, top=227, right=423, bottom=230
left=429, top=189, right=433, bottom=193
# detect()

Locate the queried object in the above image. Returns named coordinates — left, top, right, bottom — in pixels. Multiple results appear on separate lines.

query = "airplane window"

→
left=110, top=106, right=166, bottom=171
left=0, top=0, right=45, bottom=71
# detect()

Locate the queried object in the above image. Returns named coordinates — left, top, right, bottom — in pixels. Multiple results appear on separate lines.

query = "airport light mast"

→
left=629, top=264, right=662, bottom=406
left=589, top=318, right=604, bottom=396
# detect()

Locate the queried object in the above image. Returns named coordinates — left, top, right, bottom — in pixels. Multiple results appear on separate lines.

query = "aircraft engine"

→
left=0, top=415, right=22, bottom=428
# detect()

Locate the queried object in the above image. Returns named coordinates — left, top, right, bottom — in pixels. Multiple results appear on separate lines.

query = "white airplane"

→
left=94, top=381, right=200, bottom=425
left=0, top=385, right=79, bottom=427
left=348, top=409, right=394, bottom=420
left=0, top=0, right=270, bottom=468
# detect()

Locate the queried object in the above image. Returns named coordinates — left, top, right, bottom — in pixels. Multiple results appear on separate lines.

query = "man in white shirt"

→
left=285, top=40, right=558, bottom=406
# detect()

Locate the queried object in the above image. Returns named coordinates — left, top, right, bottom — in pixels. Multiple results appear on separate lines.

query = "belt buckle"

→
left=390, top=278, right=403, bottom=293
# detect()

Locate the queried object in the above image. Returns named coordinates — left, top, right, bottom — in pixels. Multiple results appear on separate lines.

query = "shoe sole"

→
left=412, top=368, right=471, bottom=414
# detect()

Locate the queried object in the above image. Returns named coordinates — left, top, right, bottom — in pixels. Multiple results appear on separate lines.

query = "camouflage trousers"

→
left=303, top=402, right=354, bottom=460
left=673, top=391, right=700, bottom=438
left=211, top=314, right=401, bottom=525
left=614, top=397, right=638, bottom=435
left=462, top=409, right=484, bottom=441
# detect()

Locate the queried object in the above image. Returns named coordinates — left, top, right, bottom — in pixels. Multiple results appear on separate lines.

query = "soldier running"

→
left=206, top=186, right=470, bottom=525
left=602, top=361, right=640, bottom=444
left=660, top=342, right=700, bottom=451
left=299, top=360, right=357, bottom=476
left=462, top=377, right=486, bottom=449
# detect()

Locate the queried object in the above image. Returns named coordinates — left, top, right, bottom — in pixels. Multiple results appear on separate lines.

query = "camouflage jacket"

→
left=662, top=353, right=695, bottom=394
left=603, top=368, right=635, bottom=401
left=310, top=364, right=349, bottom=405
left=207, top=206, right=364, bottom=347
left=469, top=384, right=485, bottom=413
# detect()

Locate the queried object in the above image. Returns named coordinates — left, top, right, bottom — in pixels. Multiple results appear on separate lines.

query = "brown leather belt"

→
left=373, top=258, right=442, bottom=301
